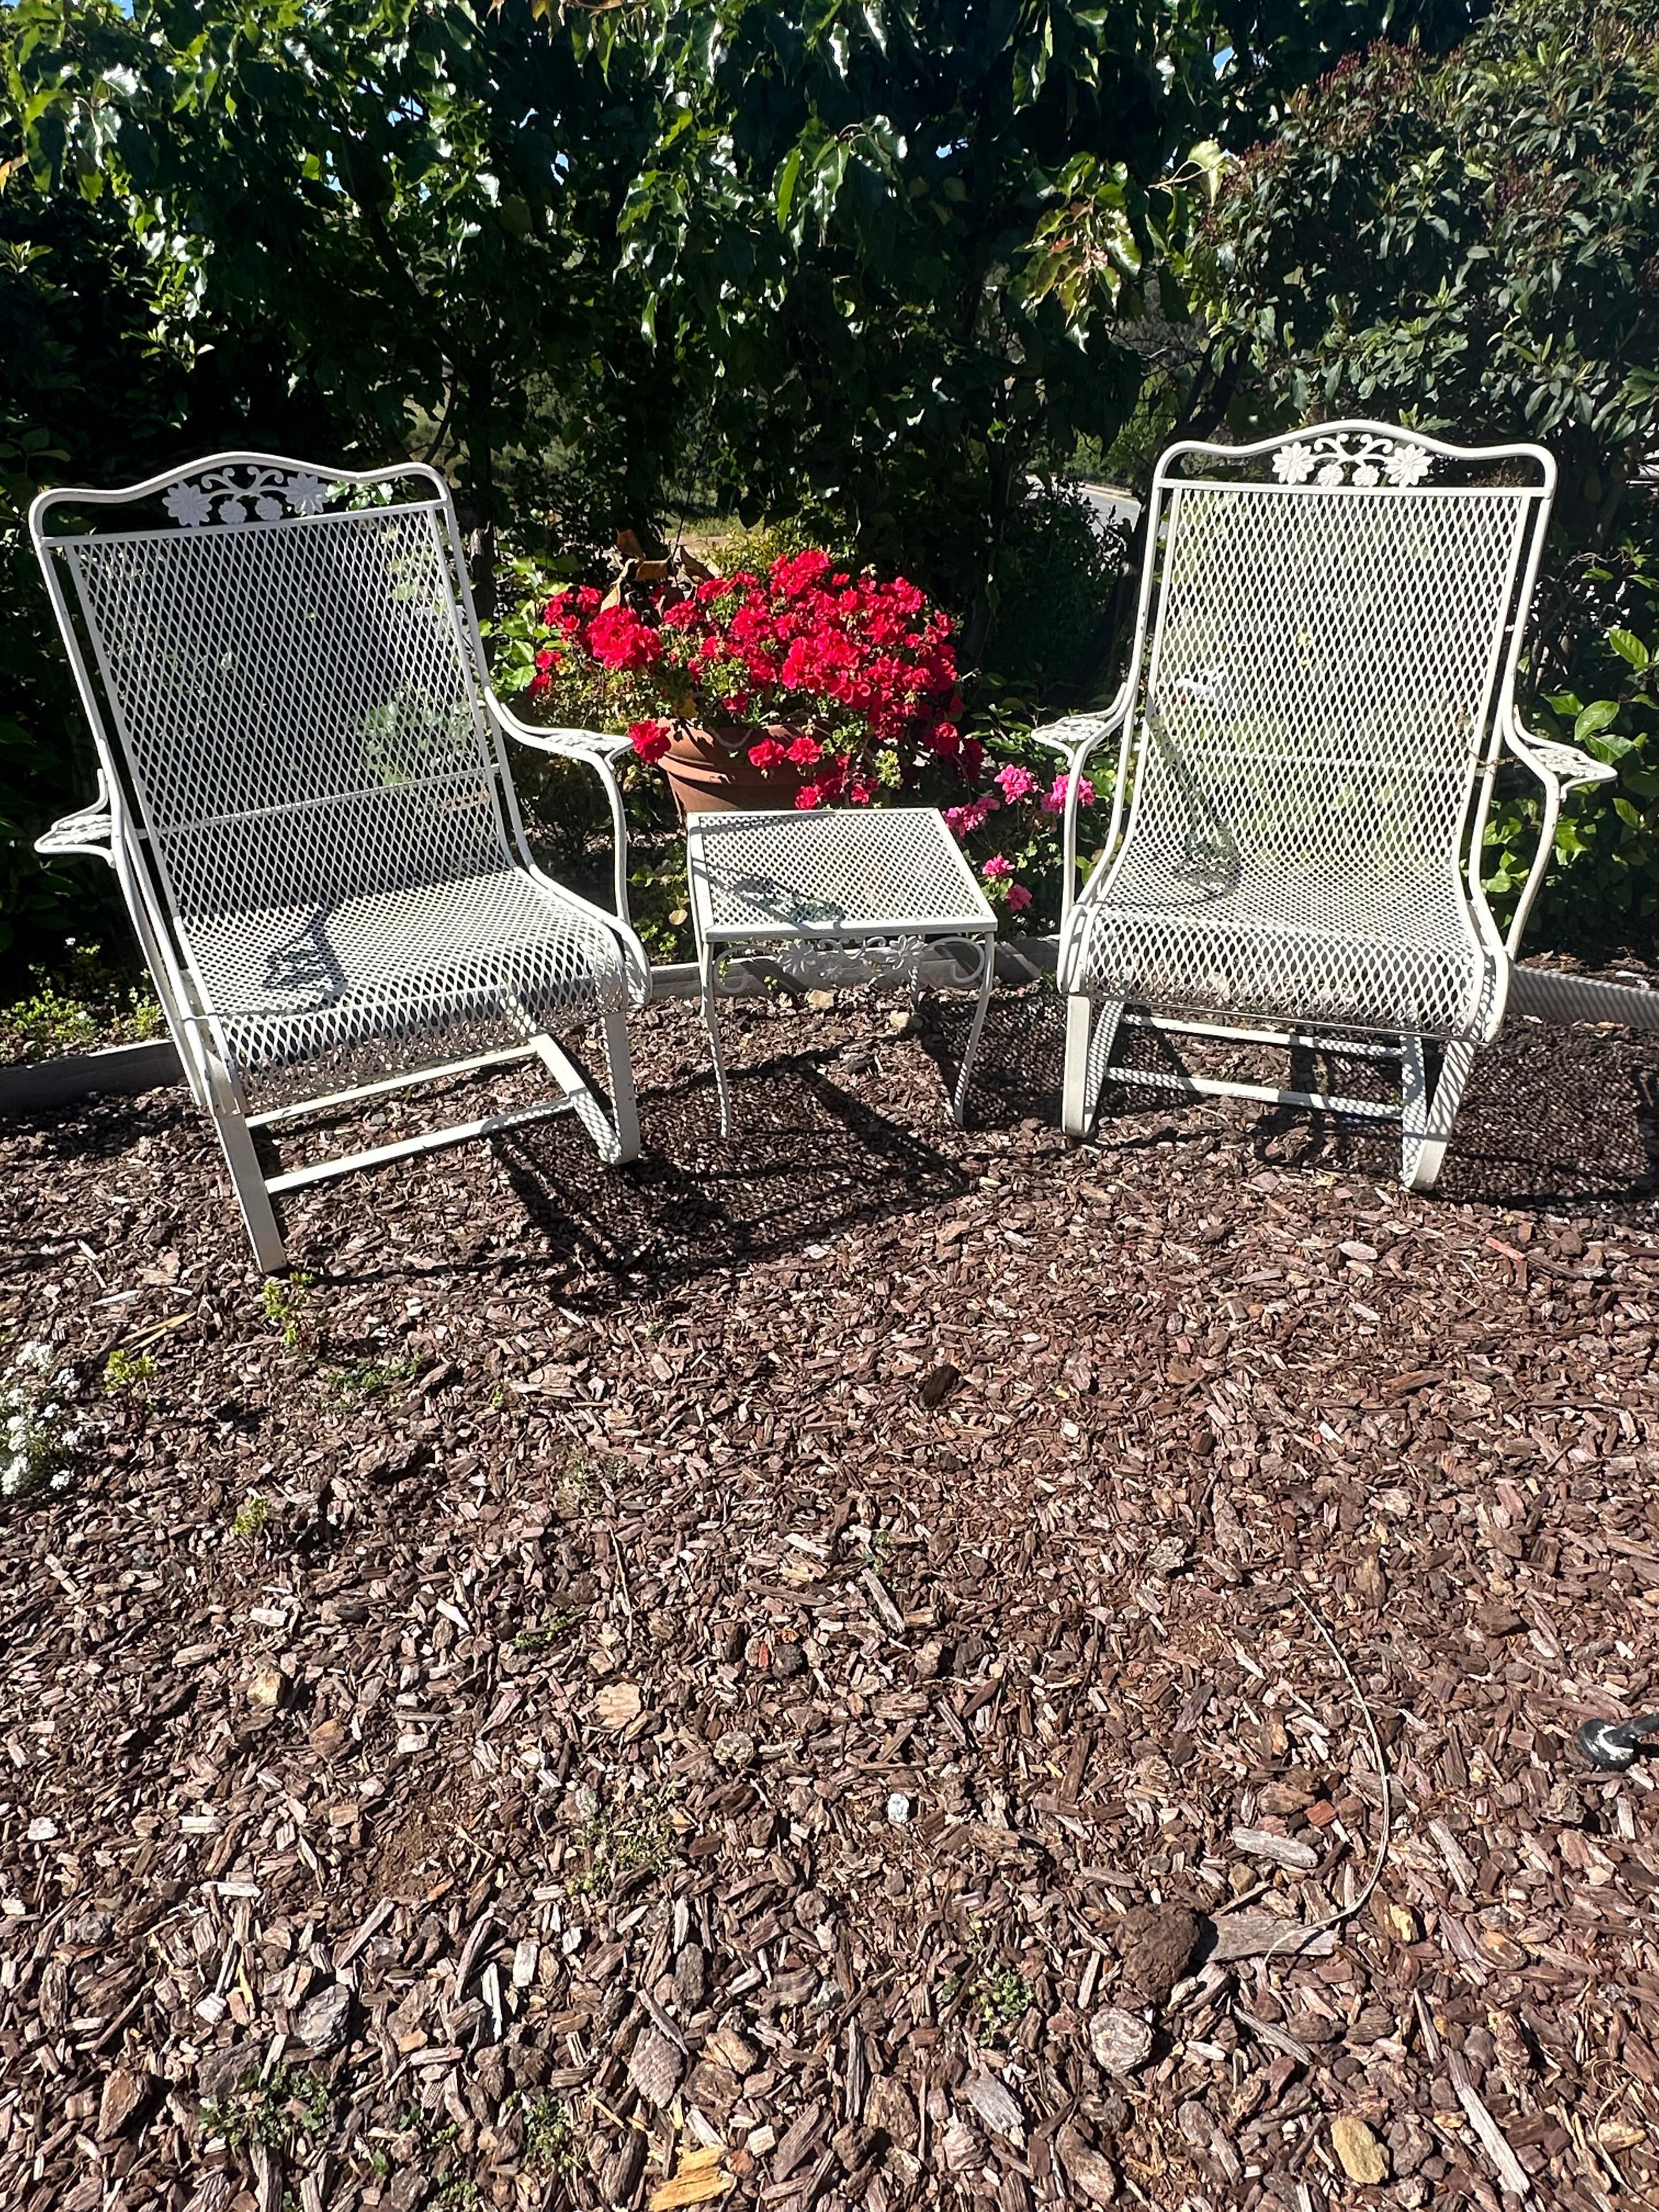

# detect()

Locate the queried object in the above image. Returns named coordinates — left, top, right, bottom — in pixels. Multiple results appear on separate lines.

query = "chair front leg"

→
left=202, top=1059, right=289, bottom=1273
left=1062, top=992, right=1123, bottom=1141
left=1400, top=1034, right=1477, bottom=1192
left=601, top=1011, right=640, bottom=1164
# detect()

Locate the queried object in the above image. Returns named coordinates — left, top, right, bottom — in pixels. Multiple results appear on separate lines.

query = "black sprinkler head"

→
left=1577, top=1712, right=1659, bottom=1771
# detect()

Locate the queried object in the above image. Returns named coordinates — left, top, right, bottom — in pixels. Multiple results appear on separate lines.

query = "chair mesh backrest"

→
left=59, top=490, right=508, bottom=924
left=1133, top=474, right=1531, bottom=884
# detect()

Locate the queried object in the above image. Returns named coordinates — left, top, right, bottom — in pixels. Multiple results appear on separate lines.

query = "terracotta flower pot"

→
left=657, top=720, right=806, bottom=820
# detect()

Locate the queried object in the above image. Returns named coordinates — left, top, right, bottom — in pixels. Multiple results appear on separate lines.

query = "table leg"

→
left=700, top=938, right=734, bottom=1138
left=951, top=932, right=995, bottom=1127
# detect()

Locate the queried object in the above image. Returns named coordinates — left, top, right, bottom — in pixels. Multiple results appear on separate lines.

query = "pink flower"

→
left=786, top=733, right=823, bottom=767
left=982, top=854, right=1013, bottom=879
left=943, top=794, right=998, bottom=837
left=1006, top=883, right=1032, bottom=913
left=995, top=763, right=1039, bottom=803
left=628, top=719, right=672, bottom=765
left=748, top=738, right=788, bottom=770
left=795, top=783, right=822, bottom=810
left=1041, top=772, right=1096, bottom=814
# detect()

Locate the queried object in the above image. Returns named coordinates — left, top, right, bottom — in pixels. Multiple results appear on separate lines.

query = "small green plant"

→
left=326, top=1353, right=416, bottom=1404
left=521, top=2092, right=582, bottom=2175
left=433, top=2177, right=481, bottom=2210
left=976, top=1964, right=1032, bottom=2038
left=567, top=1790, right=680, bottom=1897
left=513, top=1609, right=578, bottom=1653
left=102, top=1348, right=156, bottom=1396
left=204, top=2063, right=331, bottom=2152
left=0, top=945, right=162, bottom=1063
left=230, top=1493, right=271, bottom=1543
left=951, top=1960, right=1032, bottom=2042
left=262, top=1273, right=317, bottom=1355
left=552, top=1451, right=590, bottom=1518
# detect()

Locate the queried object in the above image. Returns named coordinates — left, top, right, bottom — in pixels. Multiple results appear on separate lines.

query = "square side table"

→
left=685, top=805, right=997, bottom=1135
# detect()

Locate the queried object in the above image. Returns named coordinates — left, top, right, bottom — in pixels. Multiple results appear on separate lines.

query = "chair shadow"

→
left=927, top=985, right=1659, bottom=1216
left=489, top=1051, right=972, bottom=1311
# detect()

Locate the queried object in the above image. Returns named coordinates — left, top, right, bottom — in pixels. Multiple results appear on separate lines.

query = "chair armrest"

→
left=487, top=693, right=635, bottom=930
left=34, top=773, right=116, bottom=866
left=1497, top=715, right=1620, bottom=958
left=1029, top=687, right=1132, bottom=928
left=1505, top=720, right=1620, bottom=792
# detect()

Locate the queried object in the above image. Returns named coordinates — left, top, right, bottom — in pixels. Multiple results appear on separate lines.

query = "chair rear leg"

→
left=204, top=1068, right=288, bottom=1273
left=1062, top=993, right=1124, bottom=1140
left=1400, top=1034, right=1476, bottom=1192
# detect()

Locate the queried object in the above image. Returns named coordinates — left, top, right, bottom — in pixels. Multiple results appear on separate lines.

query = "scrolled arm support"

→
left=488, top=693, right=637, bottom=934
left=35, top=770, right=116, bottom=866
left=1499, top=714, right=1620, bottom=956
left=1029, top=685, right=1132, bottom=930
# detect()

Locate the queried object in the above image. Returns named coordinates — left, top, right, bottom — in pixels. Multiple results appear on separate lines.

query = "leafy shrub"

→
left=1485, top=524, right=1659, bottom=948
left=1201, top=0, right=1659, bottom=949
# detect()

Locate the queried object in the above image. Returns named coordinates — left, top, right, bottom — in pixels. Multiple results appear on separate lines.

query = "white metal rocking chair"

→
left=1037, top=421, right=1617, bottom=1188
left=32, top=453, right=650, bottom=1271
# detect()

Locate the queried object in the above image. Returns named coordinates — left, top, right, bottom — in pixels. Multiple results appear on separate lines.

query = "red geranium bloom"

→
left=628, top=719, right=672, bottom=764
left=786, top=733, right=823, bottom=768
left=748, top=737, right=788, bottom=769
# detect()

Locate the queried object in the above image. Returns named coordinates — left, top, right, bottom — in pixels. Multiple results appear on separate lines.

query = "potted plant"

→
left=524, top=548, right=971, bottom=817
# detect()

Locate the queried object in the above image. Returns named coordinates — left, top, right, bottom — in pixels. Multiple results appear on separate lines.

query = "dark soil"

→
left=2, top=981, right=1657, bottom=2212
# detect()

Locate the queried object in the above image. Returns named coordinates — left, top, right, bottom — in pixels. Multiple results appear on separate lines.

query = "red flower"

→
left=629, top=719, right=672, bottom=764
left=795, top=783, right=822, bottom=810
left=748, top=737, right=788, bottom=769
left=786, top=733, right=822, bottom=767
left=589, top=606, right=663, bottom=672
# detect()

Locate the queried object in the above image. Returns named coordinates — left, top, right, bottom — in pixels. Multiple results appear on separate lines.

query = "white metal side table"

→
left=685, top=805, right=998, bottom=1135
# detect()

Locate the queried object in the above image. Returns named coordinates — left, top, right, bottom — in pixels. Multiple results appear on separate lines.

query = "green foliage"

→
left=1204, top=0, right=1659, bottom=544
left=261, top=1275, right=317, bottom=1357
left=102, top=1348, right=155, bottom=1395
left=1485, top=528, right=1659, bottom=944
left=7, top=0, right=674, bottom=612
left=326, top=1354, right=417, bottom=1405
left=1202, top=0, right=1659, bottom=944
left=514, top=1610, right=579, bottom=1652
left=521, top=2093, right=582, bottom=2176
left=610, top=0, right=1226, bottom=654
left=567, top=1788, right=680, bottom=1897
left=0, top=945, right=161, bottom=1062
left=203, top=2064, right=331, bottom=2153
left=229, top=1494, right=271, bottom=1542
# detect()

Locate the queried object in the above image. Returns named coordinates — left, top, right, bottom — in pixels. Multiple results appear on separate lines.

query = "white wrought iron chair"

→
left=1038, top=421, right=1617, bottom=1188
left=31, top=453, right=649, bottom=1271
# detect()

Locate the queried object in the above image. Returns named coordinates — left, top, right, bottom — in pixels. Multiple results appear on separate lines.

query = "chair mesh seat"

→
left=185, top=864, right=630, bottom=1075
left=1069, top=845, right=1491, bottom=1040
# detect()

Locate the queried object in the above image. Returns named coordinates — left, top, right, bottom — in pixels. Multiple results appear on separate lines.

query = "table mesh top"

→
left=686, top=807, right=995, bottom=936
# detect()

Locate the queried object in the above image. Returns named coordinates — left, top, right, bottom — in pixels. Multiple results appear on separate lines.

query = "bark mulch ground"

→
left=2, top=977, right=1658, bottom=2212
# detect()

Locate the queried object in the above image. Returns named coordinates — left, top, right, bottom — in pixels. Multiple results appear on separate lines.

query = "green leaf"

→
left=775, top=144, right=802, bottom=228
left=1606, top=627, right=1650, bottom=670
left=1574, top=700, right=1621, bottom=743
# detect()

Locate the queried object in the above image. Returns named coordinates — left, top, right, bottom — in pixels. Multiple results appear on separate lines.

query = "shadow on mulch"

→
left=927, top=985, right=1659, bottom=1220
left=479, top=1052, right=970, bottom=1311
